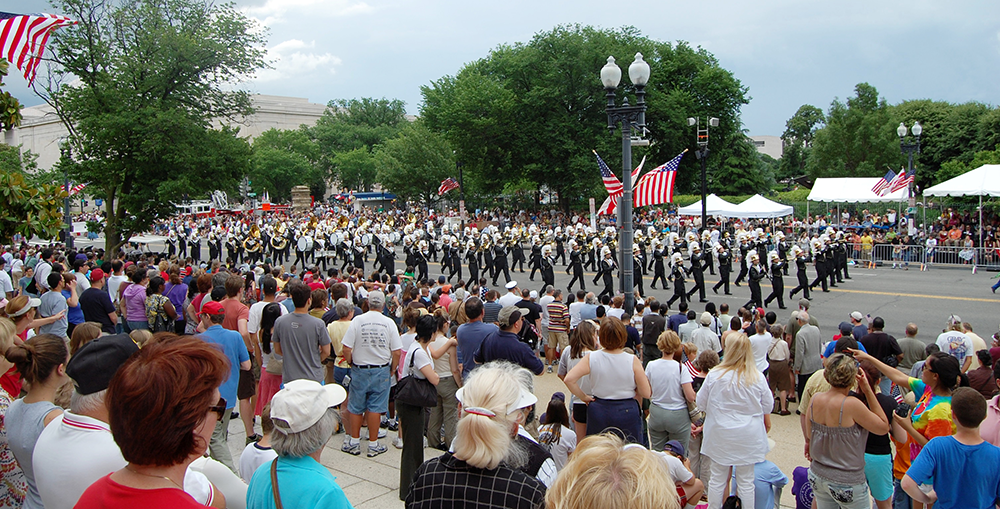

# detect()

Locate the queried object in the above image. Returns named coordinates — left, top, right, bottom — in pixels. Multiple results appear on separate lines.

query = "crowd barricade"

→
left=867, top=243, right=1000, bottom=272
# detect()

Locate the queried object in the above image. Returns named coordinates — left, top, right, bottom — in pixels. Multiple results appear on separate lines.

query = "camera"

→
left=895, top=402, right=911, bottom=418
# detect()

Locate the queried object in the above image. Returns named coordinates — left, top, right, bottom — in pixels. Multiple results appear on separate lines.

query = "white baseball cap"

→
left=270, top=380, right=347, bottom=434
left=456, top=385, right=537, bottom=416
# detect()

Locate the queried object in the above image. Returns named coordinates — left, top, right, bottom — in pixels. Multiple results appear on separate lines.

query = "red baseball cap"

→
left=200, top=301, right=225, bottom=316
left=89, top=269, right=105, bottom=282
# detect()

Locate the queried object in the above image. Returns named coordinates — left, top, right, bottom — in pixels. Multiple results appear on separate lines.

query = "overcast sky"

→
left=11, top=0, right=1000, bottom=136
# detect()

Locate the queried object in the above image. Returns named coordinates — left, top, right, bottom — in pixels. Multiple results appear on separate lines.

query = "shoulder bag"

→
left=395, top=346, right=438, bottom=407
left=271, top=459, right=284, bottom=509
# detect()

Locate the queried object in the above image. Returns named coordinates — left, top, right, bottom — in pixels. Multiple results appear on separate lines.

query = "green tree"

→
left=935, top=145, right=1000, bottom=185
left=40, top=0, right=267, bottom=254
left=779, top=104, right=824, bottom=179
left=0, top=59, right=22, bottom=130
left=250, top=128, right=324, bottom=202
left=0, top=144, right=66, bottom=243
left=310, top=97, right=408, bottom=191
left=807, top=83, right=902, bottom=179
left=420, top=24, right=755, bottom=210
left=375, top=122, right=455, bottom=206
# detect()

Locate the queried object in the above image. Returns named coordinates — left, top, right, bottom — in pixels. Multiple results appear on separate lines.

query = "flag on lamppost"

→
left=594, top=151, right=645, bottom=215
left=0, top=12, right=77, bottom=85
left=438, top=177, right=460, bottom=196
left=871, top=169, right=896, bottom=196
left=889, top=167, right=915, bottom=193
left=633, top=150, right=686, bottom=207
left=68, top=183, right=87, bottom=195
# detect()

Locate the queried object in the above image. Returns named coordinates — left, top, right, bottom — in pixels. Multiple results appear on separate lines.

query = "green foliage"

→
left=807, top=83, right=903, bottom=179
left=420, top=24, right=757, bottom=210
left=0, top=168, right=67, bottom=243
left=310, top=97, right=408, bottom=190
left=374, top=121, right=454, bottom=206
left=42, top=0, right=267, bottom=253
left=0, top=59, right=23, bottom=131
left=779, top=104, right=824, bottom=180
left=250, top=128, right=324, bottom=202
left=934, top=145, right=1000, bottom=185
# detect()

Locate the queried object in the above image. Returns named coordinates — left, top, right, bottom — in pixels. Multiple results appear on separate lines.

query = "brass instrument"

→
left=244, top=224, right=262, bottom=252
left=271, top=223, right=288, bottom=250
left=338, top=215, right=350, bottom=229
left=407, top=213, right=417, bottom=224
left=308, top=216, right=319, bottom=230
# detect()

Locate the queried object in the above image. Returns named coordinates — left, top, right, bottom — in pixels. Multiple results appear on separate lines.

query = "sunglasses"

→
left=209, top=398, right=226, bottom=421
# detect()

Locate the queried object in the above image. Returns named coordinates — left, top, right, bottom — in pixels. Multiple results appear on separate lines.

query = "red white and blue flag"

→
left=67, top=182, right=86, bottom=195
left=594, top=152, right=647, bottom=216
left=437, top=177, right=460, bottom=196
left=871, top=170, right=896, bottom=196
left=889, top=167, right=915, bottom=193
left=0, top=12, right=77, bottom=85
left=634, top=150, right=686, bottom=207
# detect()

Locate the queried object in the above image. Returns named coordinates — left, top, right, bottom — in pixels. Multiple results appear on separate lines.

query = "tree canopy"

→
left=40, top=0, right=267, bottom=253
left=419, top=24, right=759, bottom=209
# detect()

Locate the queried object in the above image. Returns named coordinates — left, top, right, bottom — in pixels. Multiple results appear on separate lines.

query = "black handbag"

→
left=395, top=347, right=438, bottom=407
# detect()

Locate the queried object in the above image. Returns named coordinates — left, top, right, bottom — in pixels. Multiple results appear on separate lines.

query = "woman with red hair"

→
left=75, top=334, right=229, bottom=509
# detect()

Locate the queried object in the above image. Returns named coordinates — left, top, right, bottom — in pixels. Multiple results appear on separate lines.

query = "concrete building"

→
left=749, top=135, right=783, bottom=160
left=2, top=94, right=329, bottom=170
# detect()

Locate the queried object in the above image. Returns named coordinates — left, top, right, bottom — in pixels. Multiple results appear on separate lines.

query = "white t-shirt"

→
left=239, top=442, right=277, bottom=482
left=498, top=291, right=520, bottom=308
left=538, top=295, right=554, bottom=327
left=558, top=347, right=591, bottom=406
left=645, top=358, right=693, bottom=411
left=606, top=308, right=625, bottom=320
left=248, top=300, right=288, bottom=334
left=652, top=450, right=694, bottom=484
left=107, top=275, right=127, bottom=304
left=342, top=311, right=402, bottom=366
left=538, top=424, right=577, bottom=471
left=568, top=302, right=584, bottom=329
left=402, top=342, right=432, bottom=380
left=936, top=331, right=974, bottom=366
left=74, top=272, right=91, bottom=293
left=429, top=335, right=455, bottom=378
left=0, top=270, right=12, bottom=295
left=749, top=333, right=772, bottom=373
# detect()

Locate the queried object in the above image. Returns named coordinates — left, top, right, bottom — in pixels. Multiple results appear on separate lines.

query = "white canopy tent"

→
left=677, top=194, right=739, bottom=216
left=924, top=164, right=1000, bottom=244
left=807, top=177, right=910, bottom=203
left=729, top=194, right=794, bottom=218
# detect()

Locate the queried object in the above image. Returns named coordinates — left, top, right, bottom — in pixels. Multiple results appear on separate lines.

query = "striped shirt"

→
left=547, top=301, right=569, bottom=333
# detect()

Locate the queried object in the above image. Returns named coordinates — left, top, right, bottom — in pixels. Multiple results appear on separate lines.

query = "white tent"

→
left=807, top=177, right=909, bottom=203
left=923, top=164, right=1000, bottom=197
left=924, top=164, right=1000, bottom=245
left=729, top=194, right=794, bottom=218
left=677, top=194, right=739, bottom=216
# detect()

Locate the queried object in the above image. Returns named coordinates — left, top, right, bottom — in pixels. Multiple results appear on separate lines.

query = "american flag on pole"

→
left=634, top=150, right=686, bottom=207
left=68, top=183, right=87, bottom=195
left=889, top=167, right=915, bottom=193
left=437, top=177, right=460, bottom=196
left=594, top=152, right=646, bottom=215
left=871, top=169, right=896, bottom=196
left=0, top=12, right=77, bottom=85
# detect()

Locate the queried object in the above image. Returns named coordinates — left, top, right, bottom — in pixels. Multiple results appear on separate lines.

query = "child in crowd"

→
left=239, top=403, right=277, bottom=482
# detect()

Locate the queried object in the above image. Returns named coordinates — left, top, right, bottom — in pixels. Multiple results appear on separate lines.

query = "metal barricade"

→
left=868, top=244, right=1000, bottom=272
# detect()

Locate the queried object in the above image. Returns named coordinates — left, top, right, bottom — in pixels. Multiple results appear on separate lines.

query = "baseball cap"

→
left=529, top=290, right=538, bottom=299
left=699, top=312, right=712, bottom=326
left=270, top=380, right=347, bottom=434
left=850, top=311, right=863, bottom=321
left=66, top=334, right=139, bottom=395
left=839, top=321, right=853, bottom=335
left=456, top=384, right=537, bottom=417
left=505, top=281, right=518, bottom=290
left=368, top=290, right=386, bottom=308
left=89, top=268, right=105, bottom=282
left=9, top=298, right=41, bottom=317
left=947, top=314, right=962, bottom=327
left=497, top=305, right=522, bottom=327
left=200, top=301, right=225, bottom=316
left=664, top=440, right=686, bottom=457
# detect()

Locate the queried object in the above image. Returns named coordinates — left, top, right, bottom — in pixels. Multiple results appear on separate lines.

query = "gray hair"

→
left=272, top=408, right=340, bottom=457
left=585, top=293, right=598, bottom=305
left=335, top=298, right=353, bottom=318
left=70, top=389, right=107, bottom=415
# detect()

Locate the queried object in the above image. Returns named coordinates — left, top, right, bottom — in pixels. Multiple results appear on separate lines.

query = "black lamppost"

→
left=60, top=138, right=74, bottom=249
left=687, top=116, right=719, bottom=231
left=457, top=159, right=465, bottom=227
left=897, top=121, right=922, bottom=235
left=601, top=53, right=650, bottom=314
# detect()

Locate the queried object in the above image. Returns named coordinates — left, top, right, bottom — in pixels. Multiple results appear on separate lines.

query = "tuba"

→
left=271, top=223, right=288, bottom=250
left=244, top=224, right=262, bottom=253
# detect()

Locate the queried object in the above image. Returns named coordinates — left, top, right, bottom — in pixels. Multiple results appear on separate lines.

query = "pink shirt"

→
left=980, top=394, right=1000, bottom=447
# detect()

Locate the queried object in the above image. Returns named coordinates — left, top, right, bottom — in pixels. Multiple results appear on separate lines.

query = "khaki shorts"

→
left=548, top=331, right=569, bottom=351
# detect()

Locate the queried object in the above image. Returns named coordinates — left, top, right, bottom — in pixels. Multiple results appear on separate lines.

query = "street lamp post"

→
left=897, top=121, right=922, bottom=236
left=601, top=53, right=650, bottom=315
left=60, top=139, right=74, bottom=249
left=687, top=117, right=719, bottom=232
left=457, top=160, right=465, bottom=228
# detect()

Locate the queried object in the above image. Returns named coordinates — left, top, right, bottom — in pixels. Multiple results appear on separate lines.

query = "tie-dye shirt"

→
left=908, top=376, right=956, bottom=459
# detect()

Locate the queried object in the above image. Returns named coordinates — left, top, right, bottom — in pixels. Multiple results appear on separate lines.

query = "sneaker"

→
left=380, top=416, right=389, bottom=429
left=393, top=436, right=404, bottom=449
left=547, top=365, right=553, bottom=374
left=341, top=440, right=361, bottom=456
left=387, top=419, right=399, bottom=432
left=367, top=442, right=388, bottom=457
left=378, top=428, right=387, bottom=439
left=245, top=433, right=262, bottom=445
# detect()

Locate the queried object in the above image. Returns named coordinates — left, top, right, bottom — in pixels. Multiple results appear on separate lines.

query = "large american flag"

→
left=889, top=167, right=915, bottom=193
left=634, top=150, right=686, bottom=207
left=68, top=182, right=87, bottom=195
left=594, top=152, right=645, bottom=215
left=0, top=12, right=77, bottom=85
left=437, top=177, right=460, bottom=196
left=871, top=169, right=896, bottom=196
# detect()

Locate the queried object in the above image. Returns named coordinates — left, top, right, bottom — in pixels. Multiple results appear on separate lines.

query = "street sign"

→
left=906, top=207, right=917, bottom=215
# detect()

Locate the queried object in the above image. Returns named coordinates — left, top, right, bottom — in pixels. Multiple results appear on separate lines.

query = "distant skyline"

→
left=10, top=0, right=1000, bottom=137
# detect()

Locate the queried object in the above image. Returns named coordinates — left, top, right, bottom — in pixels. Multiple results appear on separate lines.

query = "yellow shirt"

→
left=327, top=320, right=351, bottom=368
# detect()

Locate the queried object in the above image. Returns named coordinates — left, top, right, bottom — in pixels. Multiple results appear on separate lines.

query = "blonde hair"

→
left=656, top=330, right=681, bottom=355
left=824, top=353, right=857, bottom=389
left=711, top=333, right=761, bottom=385
left=452, top=364, right=523, bottom=470
left=546, top=433, right=680, bottom=509
left=129, top=329, right=153, bottom=348
left=0, top=318, right=17, bottom=357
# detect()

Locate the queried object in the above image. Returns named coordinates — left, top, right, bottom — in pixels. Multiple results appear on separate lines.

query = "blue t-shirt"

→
left=246, top=455, right=352, bottom=509
left=456, top=320, right=498, bottom=377
left=906, top=435, right=1000, bottom=509
left=199, top=325, right=249, bottom=408
left=62, top=289, right=84, bottom=325
left=753, top=461, right=788, bottom=509
left=822, top=340, right=867, bottom=359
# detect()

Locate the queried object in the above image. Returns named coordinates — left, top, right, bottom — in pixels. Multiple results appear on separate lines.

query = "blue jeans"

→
left=346, top=366, right=390, bottom=415
left=892, top=477, right=912, bottom=509
left=992, top=279, right=1000, bottom=291
left=809, top=470, right=870, bottom=509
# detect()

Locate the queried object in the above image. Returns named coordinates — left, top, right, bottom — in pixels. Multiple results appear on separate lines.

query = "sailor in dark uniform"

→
left=712, top=243, right=732, bottom=295
left=554, top=228, right=567, bottom=266
left=686, top=242, right=707, bottom=303
left=665, top=253, right=688, bottom=308
left=511, top=235, right=526, bottom=273
left=448, top=237, right=462, bottom=282
left=632, top=245, right=645, bottom=298
left=440, top=236, right=452, bottom=276
left=465, top=241, right=480, bottom=283
left=491, top=237, right=510, bottom=286
left=415, top=240, right=429, bottom=282
left=743, top=251, right=766, bottom=310
left=540, top=245, right=555, bottom=292
left=734, top=235, right=750, bottom=287
left=763, top=251, right=786, bottom=309
left=529, top=237, right=543, bottom=281
left=789, top=245, right=811, bottom=300
left=567, top=241, right=586, bottom=293
left=776, top=231, right=790, bottom=276
left=649, top=239, right=669, bottom=290
left=597, top=246, right=617, bottom=301
left=808, top=238, right=829, bottom=293
left=178, top=228, right=188, bottom=258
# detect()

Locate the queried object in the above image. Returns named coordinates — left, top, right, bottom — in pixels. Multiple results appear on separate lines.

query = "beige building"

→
left=2, top=94, right=329, bottom=170
left=749, top=135, right=783, bottom=160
